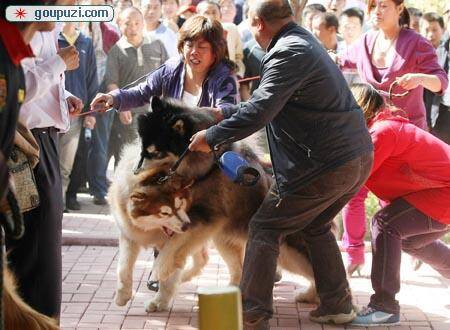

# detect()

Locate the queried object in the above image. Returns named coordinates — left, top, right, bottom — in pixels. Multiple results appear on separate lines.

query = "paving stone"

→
left=61, top=203, right=450, bottom=329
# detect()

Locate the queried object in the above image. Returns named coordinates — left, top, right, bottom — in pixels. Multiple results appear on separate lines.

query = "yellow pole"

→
left=197, top=286, right=243, bottom=330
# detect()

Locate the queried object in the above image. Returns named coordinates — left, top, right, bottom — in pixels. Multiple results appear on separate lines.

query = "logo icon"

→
left=14, top=8, right=27, bottom=19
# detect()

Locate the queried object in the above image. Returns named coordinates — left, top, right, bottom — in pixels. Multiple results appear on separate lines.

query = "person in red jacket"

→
left=350, top=83, right=450, bottom=327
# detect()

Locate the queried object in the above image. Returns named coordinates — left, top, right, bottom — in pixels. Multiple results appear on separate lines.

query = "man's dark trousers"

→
left=240, top=152, right=373, bottom=321
left=6, top=127, right=64, bottom=319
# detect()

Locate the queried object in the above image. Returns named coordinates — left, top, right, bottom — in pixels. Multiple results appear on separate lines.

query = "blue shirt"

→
left=58, top=31, right=99, bottom=110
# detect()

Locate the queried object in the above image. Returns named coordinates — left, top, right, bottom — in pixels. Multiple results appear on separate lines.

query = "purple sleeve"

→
left=215, top=75, right=240, bottom=111
left=415, top=37, right=449, bottom=95
left=111, top=65, right=164, bottom=111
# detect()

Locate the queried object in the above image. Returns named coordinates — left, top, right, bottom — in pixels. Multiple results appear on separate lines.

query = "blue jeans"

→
left=87, top=110, right=113, bottom=198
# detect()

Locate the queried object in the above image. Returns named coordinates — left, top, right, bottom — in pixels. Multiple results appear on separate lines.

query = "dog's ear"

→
left=137, top=113, right=152, bottom=139
left=151, top=96, right=165, bottom=114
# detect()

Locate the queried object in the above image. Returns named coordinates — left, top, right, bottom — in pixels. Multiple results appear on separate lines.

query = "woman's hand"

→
left=396, top=74, right=424, bottom=90
left=396, top=73, right=443, bottom=93
left=90, top=93, right=114, bottom=112
left=189, top=130, right=211, bottom=153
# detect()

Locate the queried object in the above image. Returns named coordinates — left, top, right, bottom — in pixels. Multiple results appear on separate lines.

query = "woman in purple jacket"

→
left=342, top=0, right=447, bottom=129
left=340, top=0, right=448, bottom=276
left=91, top=15, right=239, bottom=113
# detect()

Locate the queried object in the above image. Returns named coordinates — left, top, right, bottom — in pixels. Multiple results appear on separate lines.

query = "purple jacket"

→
left=342, top=28, right=448, bottom=129
left=110, top=57, right=239, bottom=111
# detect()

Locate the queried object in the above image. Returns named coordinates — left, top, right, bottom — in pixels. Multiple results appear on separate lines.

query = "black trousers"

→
left=240, top=152, right=373, bottom=321
left=6, top=127, right=63, bottom=319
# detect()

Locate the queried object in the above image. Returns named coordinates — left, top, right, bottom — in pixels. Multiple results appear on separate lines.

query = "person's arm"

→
left=397, top=37, right=448, bottom=94
left=205, top=48, right=309, bottom=148
left=109, top=64, right=165, bottom=111
left=215, top=74, right=240, bottom=109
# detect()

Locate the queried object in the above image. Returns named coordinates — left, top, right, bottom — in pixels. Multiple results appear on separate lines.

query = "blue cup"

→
left=218, top=151, right=260, bottom=186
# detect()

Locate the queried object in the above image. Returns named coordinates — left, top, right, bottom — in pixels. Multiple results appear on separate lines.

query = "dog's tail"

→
left=3, top=267, right=59, bottom=330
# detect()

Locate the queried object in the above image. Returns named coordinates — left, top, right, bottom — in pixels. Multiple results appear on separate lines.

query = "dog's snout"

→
left=181, top=223, right=189, bottom=232
left=176, top=209, right=191, bottom=232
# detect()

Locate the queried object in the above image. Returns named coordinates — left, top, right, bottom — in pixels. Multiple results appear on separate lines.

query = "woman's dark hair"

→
left=351, top=83, right=385, bottom=123
left=367, top=0, right=410, bottom=27
left=177, top=15, right=233, bottom=69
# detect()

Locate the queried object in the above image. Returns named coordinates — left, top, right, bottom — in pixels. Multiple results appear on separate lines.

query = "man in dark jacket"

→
left=189, top=0, right=374, bottom=328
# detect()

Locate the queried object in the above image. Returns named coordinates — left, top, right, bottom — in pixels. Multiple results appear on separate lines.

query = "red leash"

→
left=238, top=76, right=260, bottom=83
left=72, top=105, right=113, bottom=117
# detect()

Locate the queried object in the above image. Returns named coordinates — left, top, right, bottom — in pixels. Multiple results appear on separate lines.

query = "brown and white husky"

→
left=108, top=97, right=324, bottom=312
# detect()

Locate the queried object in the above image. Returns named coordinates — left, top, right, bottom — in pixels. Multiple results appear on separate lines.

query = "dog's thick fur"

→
left=3, top=265, right=58, bottom=330
left=109, top=97, right=320, bottom=312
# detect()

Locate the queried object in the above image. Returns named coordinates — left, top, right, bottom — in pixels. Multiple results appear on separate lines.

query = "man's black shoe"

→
left=93, top=196, right=107, bottom=205
left=66, top=197, right=81, bottom=210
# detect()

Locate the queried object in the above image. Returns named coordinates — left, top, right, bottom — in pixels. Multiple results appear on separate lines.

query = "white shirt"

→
left=146, top=23, right=178, bottom=59
left=182, top=91, right=201, bottom=107
left=20, top=26, right=71, bottom=133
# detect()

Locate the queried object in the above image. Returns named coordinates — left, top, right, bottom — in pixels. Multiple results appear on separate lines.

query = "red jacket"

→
left=100, top=22, right=119, bottom=54
left=366, top=111, right=450, bottom=224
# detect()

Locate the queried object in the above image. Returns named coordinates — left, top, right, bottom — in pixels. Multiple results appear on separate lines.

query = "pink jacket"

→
left=342, top=29, right=448, bottom=130
left=366, top=111, right=450, bottom=224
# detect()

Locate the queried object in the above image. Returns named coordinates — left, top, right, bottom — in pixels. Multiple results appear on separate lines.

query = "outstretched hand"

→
left=189, top=130, right=211, bottom=153
left=90, top=93, right=114, bottom=113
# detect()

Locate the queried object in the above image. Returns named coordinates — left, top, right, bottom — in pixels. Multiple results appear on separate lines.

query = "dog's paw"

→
left=145, top=296, right=169, bottom=312
left=294, top=286, right=319, bottom=304
left=115, top=289, right=132, bottom=306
